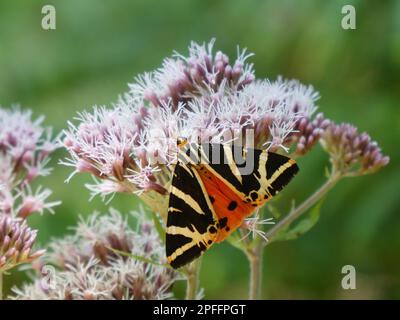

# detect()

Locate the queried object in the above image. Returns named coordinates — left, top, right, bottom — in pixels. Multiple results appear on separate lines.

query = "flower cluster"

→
left=63, top=40, right=333, bottom=217
left=12, top=39, right=389, bottom=301
left=11, top=209, right=179, bottom=300
left=320, top=123, right=390, bottom=175
left=129, top=38, right=255, bottom=107
left=0, top=216, right=45, bottom=272
left=0, top=107, right=60, bottom=218
left=0, top=106, right=59, bottom=273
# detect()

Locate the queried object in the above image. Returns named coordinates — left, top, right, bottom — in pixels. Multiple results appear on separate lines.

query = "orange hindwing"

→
left=197, top=164, right=257, bottom=242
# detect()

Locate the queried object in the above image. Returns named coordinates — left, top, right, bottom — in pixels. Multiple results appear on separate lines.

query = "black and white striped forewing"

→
left=185, top=143, right=299, bottom=205
left=166, top=161, right=218, bottom=269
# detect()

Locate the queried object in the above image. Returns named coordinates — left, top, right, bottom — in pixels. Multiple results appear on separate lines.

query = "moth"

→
left=166, top=139, right=299, bottom=269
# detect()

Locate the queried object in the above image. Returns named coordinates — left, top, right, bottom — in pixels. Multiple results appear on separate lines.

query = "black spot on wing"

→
left=218, top=217, right=228, bottom=229
left=208, top=226, right=217, bottom=234
left=227, top=201, right=238, bottom=211
left=250, top=191, right=258, bottom=201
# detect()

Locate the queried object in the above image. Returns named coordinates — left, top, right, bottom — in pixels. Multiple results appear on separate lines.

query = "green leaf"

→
left=272, top=199, right=324, bottom=242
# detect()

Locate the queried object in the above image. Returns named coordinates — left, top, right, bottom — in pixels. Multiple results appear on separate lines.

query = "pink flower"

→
left=62, top=39, right=389, bottom=214
left=11, top=209, right=179, bottom=300
left=0, top=215, right=45, bottom=272
left=0, top=106, right=60, bottom=272
left=0, top=106, right=60, bottom=218
left=321, top=123, right=390, bottom=175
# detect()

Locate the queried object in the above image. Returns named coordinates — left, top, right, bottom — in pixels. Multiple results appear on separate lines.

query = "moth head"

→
left=177, top=137, right=188, bottom=148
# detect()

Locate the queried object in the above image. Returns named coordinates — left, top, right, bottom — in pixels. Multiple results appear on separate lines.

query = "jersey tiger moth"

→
left=166, top=141, right=299, bottom=269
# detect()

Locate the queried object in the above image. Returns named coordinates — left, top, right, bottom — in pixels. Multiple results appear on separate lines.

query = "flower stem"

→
left=265, top=172, right=341, bottom=242
left=185, top=258, right=202, bottom=300
left=242, top=172, right=341, bottom=300
left=0, top=271, right=3, bottom=300
left=247, top=241, right=263, bottom=300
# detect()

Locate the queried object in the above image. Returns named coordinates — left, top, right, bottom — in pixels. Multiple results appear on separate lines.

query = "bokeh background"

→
left=0, top=0, right=399, bottom=299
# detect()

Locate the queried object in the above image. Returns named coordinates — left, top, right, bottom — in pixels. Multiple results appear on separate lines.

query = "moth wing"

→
left=197, top=144, right=299, bottom=204
left=258, top=150, right=299, bottom=197
left=166, top=161, right=219, bottom=269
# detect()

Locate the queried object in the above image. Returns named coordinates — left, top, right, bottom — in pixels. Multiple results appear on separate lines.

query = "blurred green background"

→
left=0, top=0, right=399, bottom=299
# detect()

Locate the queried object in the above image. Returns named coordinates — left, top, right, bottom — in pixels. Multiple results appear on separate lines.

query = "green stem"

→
left=247, top=240, right=263, bottom=300
left=185, top=258, right=202, bottom=300
left=265, top=172, right=341, bottom=243
left=243, top=171, right=342, bottom=300
left=0, top=271, right=3, bottom=300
